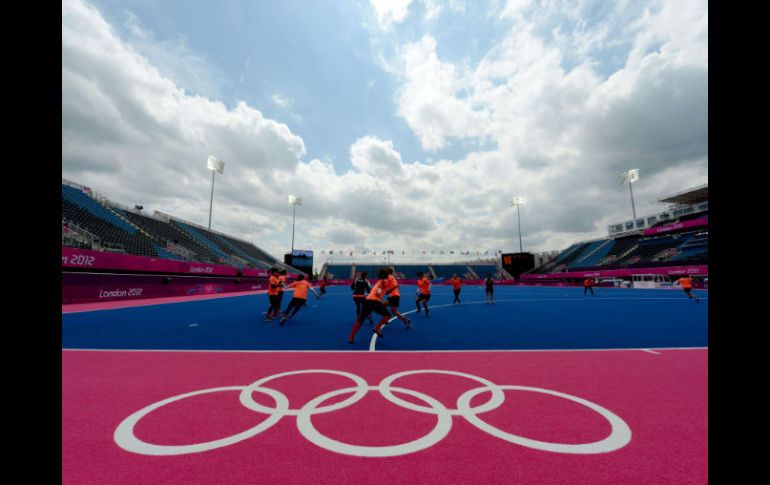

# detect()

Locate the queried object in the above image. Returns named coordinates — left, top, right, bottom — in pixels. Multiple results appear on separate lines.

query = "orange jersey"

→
left=366, top=280, right=385, bottom=302
left=288, top=280, right=311, bottom=299
left=451, top=277, right=462, bottom=290
left=584, top=279, right=593, bottom=287
left=268, top=276, right=281, bottom=296
left=382, top=275, right=400, bottom=297
left=417, top=277, right=431, bottom=294
left=677, top=277, right=693, bottom=289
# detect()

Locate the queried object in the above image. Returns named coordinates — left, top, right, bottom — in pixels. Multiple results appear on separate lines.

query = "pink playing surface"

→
left=62, top=349, right=707, bottom=485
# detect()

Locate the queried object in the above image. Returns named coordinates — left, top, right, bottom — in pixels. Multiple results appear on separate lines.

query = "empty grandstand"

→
left=62, top=179, right=301, bottom=274
left=319, top=260, right=512, bottom=281
left=525, top=184, right=708, bottom=277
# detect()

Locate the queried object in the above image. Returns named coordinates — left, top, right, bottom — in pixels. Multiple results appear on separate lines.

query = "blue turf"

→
left=61, top=285, right=708, bottom=351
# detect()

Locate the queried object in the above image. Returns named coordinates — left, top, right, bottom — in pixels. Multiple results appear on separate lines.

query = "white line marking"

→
left=62, top=347, right=708, bottom=354
left=367, top=297, right=707, bottom=352
left=641, top=349, right=661, bottom=355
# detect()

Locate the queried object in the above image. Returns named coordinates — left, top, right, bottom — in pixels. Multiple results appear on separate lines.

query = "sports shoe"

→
left=347, top=337, right=354, bottom=344
left=279, top=317, right=287, bottom=325
left=373, top=329, right=384, bottom=338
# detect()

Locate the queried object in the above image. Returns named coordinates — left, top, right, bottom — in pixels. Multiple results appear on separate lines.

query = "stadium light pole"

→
left=288, top=195, right=302, bottom=253
left=206, top=156, right=225, bottom=230
left=511, top=196, right=525, bottom=253
left=620, top=169, right=639, bottom=221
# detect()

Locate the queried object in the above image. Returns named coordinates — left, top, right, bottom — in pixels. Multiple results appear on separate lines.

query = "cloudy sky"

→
left=62, top=0, right=708, bottom=268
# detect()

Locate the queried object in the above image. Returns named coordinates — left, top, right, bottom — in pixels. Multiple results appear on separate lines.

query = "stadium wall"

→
left=61, top=248, right=293, bottom=304
left=62, top=248, right=274, bottom=277
left=62, top=272, right=269, bottom=304
left=520, top=264, right=708, bottom=280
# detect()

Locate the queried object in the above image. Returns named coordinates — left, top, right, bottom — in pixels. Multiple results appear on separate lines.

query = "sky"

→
left=62, top=0, right=708, bottom=269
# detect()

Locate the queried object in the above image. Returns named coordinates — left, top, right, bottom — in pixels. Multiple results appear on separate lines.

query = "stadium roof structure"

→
left=658, top=184, right=708, bottom=205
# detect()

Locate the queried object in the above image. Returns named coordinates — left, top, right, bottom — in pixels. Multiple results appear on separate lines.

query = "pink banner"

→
left=62, top=272, right=270, bottom=304
left=643, top=216, right=708, bottom=236
left=62, top=247, right=280, bottom=278
left=521, top=264, right=708, bottom=281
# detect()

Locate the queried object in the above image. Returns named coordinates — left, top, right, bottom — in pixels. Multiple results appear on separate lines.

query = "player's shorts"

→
left=287, top=297, right=306, bottom=309
left=385, top=296, right=400, bottom=308
left=363, top=299, right=390, bottom=317
left=417, top=293, right=431, bottom=302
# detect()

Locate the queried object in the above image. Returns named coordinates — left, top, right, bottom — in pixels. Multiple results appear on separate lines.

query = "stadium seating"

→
left=467, top=265, right=499, bottom=278
left=616, top=233, right=694, bottom=266
left=62, top=182, right=302, bottom=273
left=670, top=232, right=708, bottom=262
left=118, top=209, right=221, bottom=264
left=431, top=265, right=473, bottom=279
left=324, top=265, right=354, bottom=279
left=62, top=188, right=160, bottom=258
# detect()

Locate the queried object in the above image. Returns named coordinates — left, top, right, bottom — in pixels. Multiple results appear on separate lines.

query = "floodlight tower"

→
left=288, top=195, right=302, bottom=253
left=206, top=155, right=225, bottom=230
left=620, top=169, right=640, bottom=221
left=511, top=196, right=525, bottom=253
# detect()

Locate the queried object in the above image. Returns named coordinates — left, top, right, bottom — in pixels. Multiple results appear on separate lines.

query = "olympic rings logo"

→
left=114, top=369, right=632, bottom=458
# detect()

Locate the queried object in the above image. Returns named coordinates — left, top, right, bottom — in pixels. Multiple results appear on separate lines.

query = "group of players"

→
left=265, top=265, right=498, bottom=343
left=264, top=268, right=328, bottom=325
left=264, top=268, right=700, bottom=339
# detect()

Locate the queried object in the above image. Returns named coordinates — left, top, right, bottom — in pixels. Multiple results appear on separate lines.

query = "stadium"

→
left=62, top=178, right=708, bottom=483
left=62, top=1, right=708, bottom=484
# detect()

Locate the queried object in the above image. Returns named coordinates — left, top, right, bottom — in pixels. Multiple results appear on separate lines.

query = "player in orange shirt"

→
left=450, top=274, right=462, bottom=304
left=276, top=269, right=288, bottom=316
left=348, top=268, right=392, bottom=343
left=378, top=267, right=411, bottom=331
left=674, top=275, right=700, bottom=302
left=416, top=272, right=432, bottom=317
left=265, top=267, right=284, bottom=320
left=279, top=274, right=320, bottom=325
left=583, top=277, right=595, bottom=296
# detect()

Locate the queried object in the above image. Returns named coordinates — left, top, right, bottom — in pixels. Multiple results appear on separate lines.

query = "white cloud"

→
left=62, top=0, right=708, bottom=268
left=499, top=0, right=532, bottom=20
left=271, top=93, right=293, bottom=108
left=370, top=0, right=414, bottom=30
left=350, top=136, right=404, bottom=175
left=397, top=36, right=490, bottom=150
left=423, top=0, right=442, bottom=20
